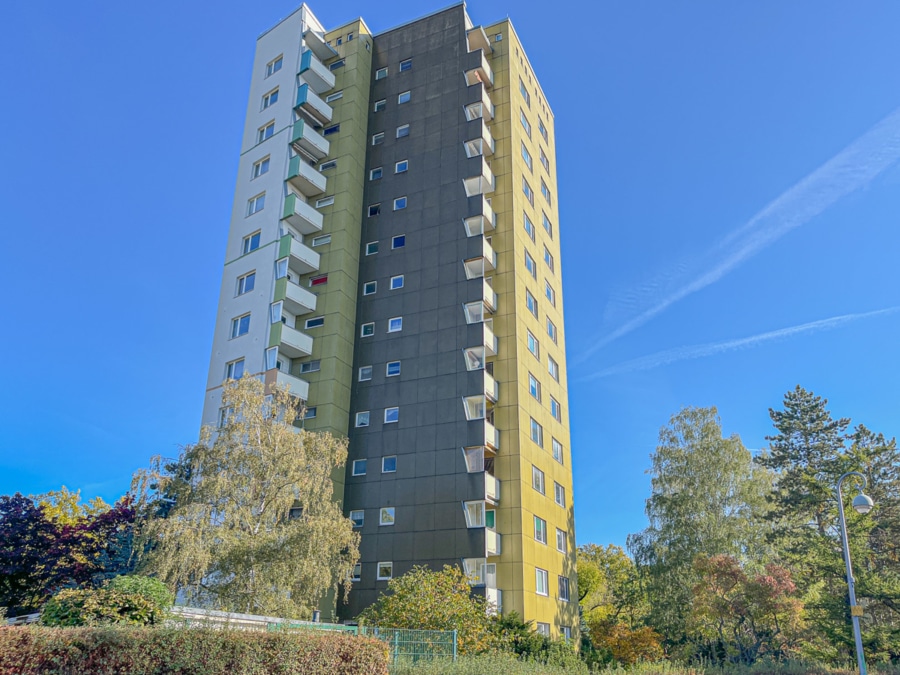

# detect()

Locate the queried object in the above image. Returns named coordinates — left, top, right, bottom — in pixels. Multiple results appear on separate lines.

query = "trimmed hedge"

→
left=0, top=626, right=389, bottom=675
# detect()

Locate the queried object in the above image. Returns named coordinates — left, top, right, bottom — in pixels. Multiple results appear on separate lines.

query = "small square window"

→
left=236, top=271, right=256, bottom=296
left=372, top=132, right=384, bottom=145
left=552, top=439, right=564, bottom=465
left=328, top=59, right=345, bottom=71
left=363, top=281, right=377, bottom=295
left=350, top=510, right=364, bottom=527
left=225, top=358, right=245, bottom=380
left=352, top=459, right=367, bottom=475
left=379, top=507, right=395, bottom=525
left=311, top=234, right=331, bottom=247
left=374, top=99, right=386, bottom=112
left=386, top=361, right=401, bottom=377
left=532, top=465, right=545, bottom=494
left=350, top=563, right=361, bottom=581
left=382, top=456, right=397, bottom=473
left=366, top=241, right=379, bottom=255
left=325, top=91, right=343, bottom=103
left=396, top=124, right=410, bottom=138
left=355, top=412, right=370, bottom=428
left=242, top=231, right=261, bottom=254
left=309, top=274, right=328, bottom=287
left=390, top=275, right=404, bottom=290
left=375, top=67, right=388, bottom=80
left=248, top=193, right=266, bottom=215
left=359, top=365, right=373, bottom=381
left=395, top=160, right=408, bottom=173
left=361, top=322, right=375, bottom=337
left=230, top=314, right=250, bottom=338
left=393, top=196, right=407, bottom=210
left=369, top=203, right=381, bottom=217
left=399, top=58, right=412, bottom=71
left=262, top=88, right=279, bottom=109
left=252, top=156, right=270, bottom=179
left=323, top=124, right=340, bottom=136
left=315, top=196, right=334, bottom=208
left=347, top=32, right=354, bottom=41
left=377, top=562, right=393, bottom=580
left=257, top=121, right=275, bottom=143
left=392, top=235, right=406, bottom=249
left=265, top=55, right=283, bottom=77
left=398, top=90, right=411, bottom=104
left=370, top=167, right=383, bottom=181
left=305, top=316, right=324, bottom=329
left=384, top=407, right=399, bottom=423
left=554, top=480, right=566, bottom=506
left=388, top=317, right=403, bottom=332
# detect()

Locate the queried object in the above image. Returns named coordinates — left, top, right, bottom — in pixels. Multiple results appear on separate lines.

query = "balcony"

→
left=464, top=85, right=495, bottom=122
left=299, top=50, right=335, bottom=94
left=483, top=370, right=498, bottom=403
left=463, top=160, right=494, bottom=197
left=294, top=83, right=333, bottom=126
left=264, top=368, right=310, bottom=401
left=290, top=119, right=329, bottom=160
left=275, top=277, right=317, bottom=316
left=484, top=420, right=499, bottom=451
left=483, top=321, right=498, bottom=356
left=463, top=212, right=494, bottom=237
left=467, top=26, right=492, bottom=55
left=281, top=193, right=323, bottom=235
left=485, top=587, right=502, bottom=616
left=278, top=234, right=320, bottom=275
left=287, top=155, right=327, bottom=197
left=463, top=238, right=496, bottom=279
left=302, top=31, right=338, bottom=62
left=268, top=322, right=313, bottom=359
left=483, top=280, right=497, bottom=312
left=465, top=50, right=494, bottom=89
left=485, top=472, right=500, bottom=504
left=486, top=528, right=501, bottom=556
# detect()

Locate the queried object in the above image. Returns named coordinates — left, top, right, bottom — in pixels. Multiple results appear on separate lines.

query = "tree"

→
left=627, top=406, right=773, bottom=643
left=359, top=565, right=495, bottom=654
left=0, top=493, right=56, bottom=615
left=577, top=544, right=645, bottom=628
left=133, top=376, right=359, bottom=618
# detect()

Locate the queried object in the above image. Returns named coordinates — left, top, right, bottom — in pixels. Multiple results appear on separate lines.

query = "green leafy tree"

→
left=359, top=565, right=495, bottom=654
left=133, top=376, right=359, bottom=618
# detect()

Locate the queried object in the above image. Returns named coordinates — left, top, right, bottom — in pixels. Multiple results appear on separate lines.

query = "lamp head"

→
left=853, top=493, right=874, bottom=515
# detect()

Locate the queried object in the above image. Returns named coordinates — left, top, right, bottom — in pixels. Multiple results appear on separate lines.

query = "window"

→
left=225, top=358, right=245, bottom=380
left=536, top=622, right=551, bottom=636
left=258, top=122, right=275, bottom=143
left=374, top=98, right=386, bottom=112
left=462, top=447, right=484, bottom=473
left=379, top=507, right=395, bottom=525
left=377, top=562, right=393, bottom=580
left=524, top=213, right=535, bottom=241
left=528, top=373, right=541, bottom=401
left=388, top=317, right=403, bottom=332
left=553, top=480, right=566, bottom=508
left=363, top=281, right=377, bottom=295
left=370, top=167, right=383, bottom=180
left=520, top=110, right=531, bottom=138
left=355, top=412, right=370, bottom=428
left=532, top=465, right=545, bottom=494
left=558, top=576, right=570, bottom=601
left=230, top=314, right=250, bottom=338
left=530, top=418, right=544, bottom=447
left=562, top=626, right=572, bottom=641
left=358, top=366, right=373, bottom=381
left=375, top=67, right=388, bottom=80
left=542, top=213, right=553, bottom=237
left=352, top=459, right=367, bottom=475
left=218, top=406, right=233, bottom=428
left=521, top=142, right=533, bottom=171
left=539, top=118, right=548, bottom=142
left=252, top=156, right=270, bottom=178
left=386, top=361, right=401, bottom=376
left=270, top=302, right=283, bottom=325
left=396, top=124, right=410, bottom=138
left=541, top=180, right=552, bottom=205
left=237, top=272, right=255, bottom=295
left=325, top=90, right=343, bottom=103
left=399, top=58, right=412, bottom=71
left=372, top=132, right=384, bottom=145
left=315, top=196, right=334, bottom=207
left=361, top=322, right=375, bottom=337
left=304, top=407, right=317, bottom=419
left=395, top=160, right=408, bottom=173
left=392, top=235, right=406, bottom=249
left=368, top=203, right=381, bottom=217
left=311, top=234, right=331, bottom=246
left=536, top=568, right=549, bottom=596
left=323, top=124, right=340, bottom=136
left=262, top=88, right=278, bottom=109
left=526, top=291, right=538, bottom=318
left=551, top=397, right=561, bottom=421
left=242, top=231, right=261, bottom=254
left=393, top=196, right=407, bottom=210
left=534, top=516, right=547, bottom=544
left=347, top=32, right=354, bottom=41
left=390, top=275, right=404, bottom=290
left=522, top=178, right=534, bottom=205
left=463, top=346, right=485, bottom=371
left=384, top=407, right=399, bottom=423
left=557, top=528, right=568, bottom=553
left=524, top=251, right=536, bottom=278
left=247, top=193, right=265, bottom=215
left=552, top=440, right=564, bottom=466
left=382, top=456, right=397, bottom=473
left=463, top=501, right=485, bottom=527
left=527, top=330, right=539, bottom=358
left=519, top=78, right=531, bottom=106
left=319, top=159, right=337, bottom=171
left=350, top=510, right=364, bottom=527
left=544, top=246, right=554, bottom=272
left=398, top=90, right=411, bottom=104
left=366, top=241, right=379, bottom=255
left=299, top=360, right=320, bottom=373
left=305, top=316, right=324, bottom=329
left=462, top=395, right=486, bottom=420
left=350, top=563, right=361, bottom=581
left=548, top=356, right=559, bottom=382
left=540, top=147, right=550, bottom=172
left=547, top=318, right=557, bottom=343
left=545, top=281, right=556, bottom=306
left=328, top=59, right=345, bottom=71
left=309, top=274, right=328, bottom=287
left=266, top=55, right=283, bottom=77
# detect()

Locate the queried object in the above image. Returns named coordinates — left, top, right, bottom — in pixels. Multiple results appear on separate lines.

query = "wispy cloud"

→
left=583, top=307, right=899, bottom=380
left=578, top=106, right=900, bottom=363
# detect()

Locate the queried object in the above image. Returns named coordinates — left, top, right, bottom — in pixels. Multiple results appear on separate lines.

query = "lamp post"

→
left=836, top=471, right=874, bottom=675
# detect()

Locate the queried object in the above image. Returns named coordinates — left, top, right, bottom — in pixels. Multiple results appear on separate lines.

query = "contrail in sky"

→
left=582, top=307, right=899, bottom=380
left=577, top=106, right=900, bottom=363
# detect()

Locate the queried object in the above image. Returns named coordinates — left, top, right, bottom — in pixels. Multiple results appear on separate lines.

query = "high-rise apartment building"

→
left=201, top=2, right=577, bottom=638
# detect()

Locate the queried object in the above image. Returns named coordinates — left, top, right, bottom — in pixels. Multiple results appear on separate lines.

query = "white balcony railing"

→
left=485, top=472, right=500, bottom=503
left=287, top=155, right=327, bottom=197
left=299, top=50, right=335, bottom=94
left=486, top=528, right=501, bottom=556
left=465, top=50, right=494, bottom=89
left=484, top=420, right=499, bottom=450
left=281, top=193, right=324, bottom=235
left=271, top=323, right=313, bottom=359
left=278, top=234, right=320, bottom=275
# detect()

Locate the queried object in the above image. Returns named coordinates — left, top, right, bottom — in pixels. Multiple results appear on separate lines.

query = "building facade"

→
left=201, top=2, right=577, bottom=638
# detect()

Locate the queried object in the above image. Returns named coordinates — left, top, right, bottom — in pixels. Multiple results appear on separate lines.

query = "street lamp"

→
left=836, top=471, right=874, bottom=675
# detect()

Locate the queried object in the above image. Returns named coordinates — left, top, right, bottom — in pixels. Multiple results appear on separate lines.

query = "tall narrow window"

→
left=532, top=465, right=545, bottom=494
left=530, top=419, right=543, bottom=447
left=534, top=516, right=547, bottom=544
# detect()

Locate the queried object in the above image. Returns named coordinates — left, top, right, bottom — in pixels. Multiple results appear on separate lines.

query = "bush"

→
left=0, top=626, right=389, bottom=675
left=106, top=575, right=173, bottom=610
left=41, top=588, right=163, bottom=626
left=391, top=652, right=588, bottom=674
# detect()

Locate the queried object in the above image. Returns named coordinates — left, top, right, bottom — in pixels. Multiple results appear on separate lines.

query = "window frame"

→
left=395, top=159, right=409, bottom=173
left=392, top=234, right=406, bottom=249
left=365, top=241, right=379, bottom=255
left=230, top=313, right=251, bottom=339
left=384, top=407, right=399, bottom=424
left=377, top=562, right=393, bottom=580
left=236, top=271, right=256, bottom=296
left=535, top=568, right=549, bottom=596
left=265, top=55, right=283, bottom=77
left=242, top=231, right=261, bottom=254
left=369, top=167, right=383, bottom=180
left=534, top=515, right=547, bottom=544
left=372, top=132, right=385, bottom=146
left=358, top=365, right=373, bottom=382
left=387, top=317, right=403, bottom=333
left=399, top=58, right=412, bottom=71
left=349, top=510, right=364, bottom=528
left=382, top=456, right=397, bottom=473
left=374, top=98, right=386, bottom=112
left=379, top=507, right=395, bottom=526
left=351, top=459, right=367, bottom=475
left=363, top=281, right=377, bottom=296
left=375, top=67, right=388, bottom=80
left=355, top=412, right=370, bottom=428
left=225, top=358, right=245, bottom=380
left=396, top=124, right=410, bottom=138
left=398, top=90, right=411, bottom=104
left=247, top=192, right=266, bottom=216
left=530, top=418, right=544, bottom=447
left=251, top=156, right=270, bottom=179
left=386, top=361, right=401, bottom=377
left=532, top=464, right=545, bottom=494
left=393, top=196, right=407, bottom=210
left=361, top=322, right=375, bottom=337
left=304, top=316, right=324, bottom=329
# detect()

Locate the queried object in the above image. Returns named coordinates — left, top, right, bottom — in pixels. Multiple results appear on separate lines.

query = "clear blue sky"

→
left=2, top=0, right=899, bottom=550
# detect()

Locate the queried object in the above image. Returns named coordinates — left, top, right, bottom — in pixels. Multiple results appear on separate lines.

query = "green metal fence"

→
left=360, top=627, right=458, bottom=665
